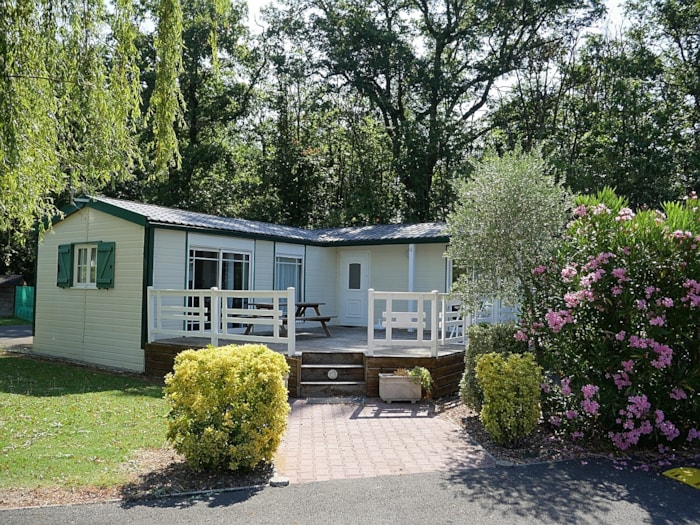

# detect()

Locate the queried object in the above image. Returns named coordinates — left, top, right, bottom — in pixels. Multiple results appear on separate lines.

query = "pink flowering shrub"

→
left=521, top=188, right=699, bottom=451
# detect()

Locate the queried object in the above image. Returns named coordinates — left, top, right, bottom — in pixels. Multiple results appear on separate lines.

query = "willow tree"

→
left=0, top=0, right=199, bottom=235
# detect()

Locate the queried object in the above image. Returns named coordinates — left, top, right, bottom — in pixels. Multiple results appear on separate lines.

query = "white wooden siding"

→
left=153, top=229, right=187, bottom=288
left=305, top=246, right=337, bottom=317
left=414, top=244, right=449, bottom=293
left=254, top=241, right=274, bottom=290
left=34, top=207, right=146, bottom=372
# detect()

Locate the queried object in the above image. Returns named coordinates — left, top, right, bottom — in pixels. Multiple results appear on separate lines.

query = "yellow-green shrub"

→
left=459, top=323, right=527, bottom=411
left=164, top=344, right=290, bottom=471
left=475, top=352, right=542, bottom=446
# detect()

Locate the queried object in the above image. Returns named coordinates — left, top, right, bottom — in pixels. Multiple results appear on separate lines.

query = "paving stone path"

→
left=275, top=398, right=495, bottom=484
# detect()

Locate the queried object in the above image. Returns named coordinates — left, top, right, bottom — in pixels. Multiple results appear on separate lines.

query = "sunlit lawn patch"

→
left=0, top=352, right=168, bottom=489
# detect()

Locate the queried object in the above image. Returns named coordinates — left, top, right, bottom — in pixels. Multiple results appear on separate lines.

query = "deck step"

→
left=301, top=352, right=365, bottom=366
left=301, top=364, right=364, bottom=369
left=300, top=381, right=366, bottom=386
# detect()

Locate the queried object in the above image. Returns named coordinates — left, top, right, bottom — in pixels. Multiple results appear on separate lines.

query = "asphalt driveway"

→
left=0, top=324, right=32, bottom=348
left=2, top=459, right=698, bottom=524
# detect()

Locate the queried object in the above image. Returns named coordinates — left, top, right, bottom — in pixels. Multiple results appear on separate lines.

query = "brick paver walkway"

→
left=274, top=399, right=495, bottom=484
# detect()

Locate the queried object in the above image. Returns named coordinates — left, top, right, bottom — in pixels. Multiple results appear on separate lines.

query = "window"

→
left=275, top=256, right=303, bottom=301
left=187, top=248, right=251, bottom=331
left=75, top=245, right=97, bottom=286
left=57, top=242, right=115, bottom=289
left=348, top=262, right=361, bottom=290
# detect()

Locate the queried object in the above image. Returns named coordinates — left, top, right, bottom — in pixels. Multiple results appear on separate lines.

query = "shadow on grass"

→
left=0, top=353, right=163, bottom=398
left=119, top=460, right=273, bottom=509
left=443, top=458, right=700, bottom=525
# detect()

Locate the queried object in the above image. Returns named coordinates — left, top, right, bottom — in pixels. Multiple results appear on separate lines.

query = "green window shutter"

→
left=96, top=242, right=116, bottom=289
left=57, top=244, right=73, bottom=288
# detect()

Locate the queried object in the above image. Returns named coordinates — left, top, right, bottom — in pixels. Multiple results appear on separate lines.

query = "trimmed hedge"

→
left=164, top=344, right=290, bottom=472
left=459, top=323, right=527, bottom=411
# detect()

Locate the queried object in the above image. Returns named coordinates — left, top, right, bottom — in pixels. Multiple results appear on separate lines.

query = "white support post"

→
left=367, top=289, right=375, bottom=356
left=430, top=290, right=439, bottom=357
left=147, top=286, right=154, bottom=343
left=210, top=287, right=220, bottom=346
left=287, top=287, right=296, bottom=356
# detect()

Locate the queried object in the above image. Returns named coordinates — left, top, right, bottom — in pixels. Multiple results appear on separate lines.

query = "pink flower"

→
left=645, top=286, right=659, bottom=299
left=629, top=335, right=649, bottom=349
left=573, top=204, right=587, bottom=217
left=561, top=265, right=578, bottom=282
left=613, top=371, right=632, bottom=390
left=615, top=331, right=626, bottom=341
left=540, top=382, right=551, bottom=393
left=687, top=428, right=699, bottom=442
left=592, top=203, right=610, bottom=215
left=670, top=388, right=687, bottom=400
left=627, top=395, right=651, bottom=418
left=657, top=297, right=674, bottom=308
left=612, top=285, right=623, bottom=296
left=612, top=267, right=630, bottom=282
left=635, top=299, right=647, bottom=310
left=571, top=431, right=584, bottom=440
left=581, top=384, right=599, bottom=399
left=549, top=416, right=562, bottom=427
left=566, top=410, right=579, bottom=419
left=650, top=341, right=673, bottom=369
left=657, top=420, right=680, bottom=441
left=582, top=399, right=600, bottom=415
left=655, top=409, right=665, bottom=424
left=561, top=377, right=572, bottom=396
left=649, top=315, right=665, bottom=327
left=514, top=330, right=528, bottom=341
left=615, top=207, right=635, bottom=222
left=621, top=360, right=634, bottom=372
left=531, top=265, right=548, bottom=276
left=545, top=309, right=573, bottom=333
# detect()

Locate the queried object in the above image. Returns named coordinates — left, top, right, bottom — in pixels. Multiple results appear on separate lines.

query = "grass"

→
left=0, top=317, right=30, bottom=326
left=0, top=351, right=169, bottom=490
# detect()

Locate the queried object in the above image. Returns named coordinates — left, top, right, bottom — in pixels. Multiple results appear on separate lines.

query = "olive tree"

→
left=447, top=149, right=571, bottom=317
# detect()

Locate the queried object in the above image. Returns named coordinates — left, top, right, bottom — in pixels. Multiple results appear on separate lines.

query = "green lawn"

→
left=0, top=352, right=169, bottom=489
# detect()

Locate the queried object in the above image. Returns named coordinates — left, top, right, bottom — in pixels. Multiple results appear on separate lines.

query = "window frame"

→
left=57, top=242, right=115, bottom=289
left=274, top=254, right=304, bottom=302
left=73, top=244, right=98, bottom=288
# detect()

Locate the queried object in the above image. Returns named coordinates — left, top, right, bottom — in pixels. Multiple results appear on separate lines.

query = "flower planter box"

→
left=378, top=373, right=421, bottom=403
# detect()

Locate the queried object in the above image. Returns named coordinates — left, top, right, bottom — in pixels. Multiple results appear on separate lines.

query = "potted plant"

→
left=379, top=366, right=433, bottom=403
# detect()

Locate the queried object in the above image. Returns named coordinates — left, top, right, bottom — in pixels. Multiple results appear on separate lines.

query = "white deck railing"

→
left=147, top=286, right=296, bottom=356
left=367, top=289, right=465, bottom=357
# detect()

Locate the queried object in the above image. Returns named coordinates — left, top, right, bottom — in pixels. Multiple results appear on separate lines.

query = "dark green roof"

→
left=81, top=196, right=448, bottom=246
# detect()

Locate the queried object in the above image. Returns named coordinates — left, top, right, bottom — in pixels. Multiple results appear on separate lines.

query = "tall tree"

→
left=272, top=0, right=603, bottom=221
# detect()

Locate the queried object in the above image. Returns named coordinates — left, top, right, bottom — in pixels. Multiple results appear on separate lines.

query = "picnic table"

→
left=245, top=301, right=335, bottom=336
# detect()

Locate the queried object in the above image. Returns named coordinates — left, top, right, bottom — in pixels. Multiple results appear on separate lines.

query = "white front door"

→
left=338, top=251, right=370, bottom=326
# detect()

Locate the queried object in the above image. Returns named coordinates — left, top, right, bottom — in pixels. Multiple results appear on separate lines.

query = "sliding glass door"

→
left=187, top=249, right=251, bottom=330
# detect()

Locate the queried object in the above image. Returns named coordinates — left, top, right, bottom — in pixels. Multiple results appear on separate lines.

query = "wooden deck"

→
left=145, top=326, right=465, bottom=398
